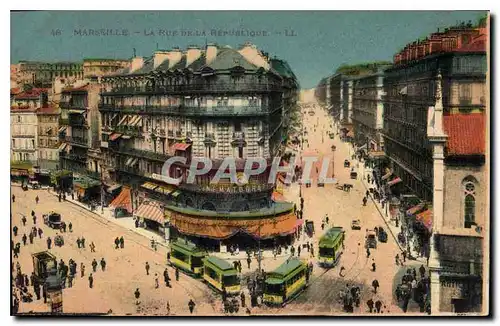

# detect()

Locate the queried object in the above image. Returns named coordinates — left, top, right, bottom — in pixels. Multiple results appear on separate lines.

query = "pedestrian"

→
left=28, top=232, right=34, bottom=244
left=90, top=242, right=96, bottom=252
left=38, top=228, right=42, bottom=238
left=46, top=237, right=52, bottom=249
left=372, top=261, right=376, bottom=272
left=412, top=268, right=417, bottom=280
left=402, top=250, right=407, bottom=262
left=134, top=288, right=140, bottom=305
left=58, top=193, right=61, bottom=202
left=240, top=292, right=246, bottom=308
left=375, top=300, right=382, bottom=313
left=114, top=237, right=119, bottom=249
left=100, top=258, right=106, bottom=272
left=119, top=236, right=124, bottom=248
left=188, top=299, right=196, bottom=314
left=62, top=222, right=67, bottom=233
left=32, top=214, right=37, bottom=225
left=71, top=192, right=74, bottom=200
left=145, top=262, right=150, bottom=275
left=175, top=267, right=179, bottom=281
left=68, top=274, right=73, bottom=288
left=325, top=214, right=329, bottom=225
left=395, top=284, right=402, bottom=301
left=76, top=238, right=81, bottom=248
left=88, top=273, right=93, bottom=288
left=22, top=234, right=27, bottom=246
left=321, top=223, right=325, bottom=230
left=13, top=226, right=18, bottom=237
left=35, top=196, right=39, bottom=204
left=419, top=264, right=426, bottom=279
left=92, top=259, right=98, bottom=272
left=21, top=215, right=27, bottom=226
left=24, top=274, right=29, bottom=287
left=164, top=268, right=171, bottom=287
left=246, top=257, right=251, bottom=269
left=363, top=197, right=367, bottom=206
left=81, top=263, right=85, bottom=278
left=154, top=274, right=159, bottom=289
left=81, top=237, right=86, bottom=248
left=310, top=246, right=315, bottom=258
left=291, top=246, right=295, bottom=256
left=372, top=279, right=379, bottom=293
left=69, top=222, right=72, bottom=233
left=395, top=254, right=400, bottom=266
left=42, top=285, right=47, bottom=303
left=12, top=194, right=15, bottom=203
left=366, top=247, right=370, bottom=258
left=298, top=245, right=301, bottom=257
left=366, top=190, right=370, bottom=198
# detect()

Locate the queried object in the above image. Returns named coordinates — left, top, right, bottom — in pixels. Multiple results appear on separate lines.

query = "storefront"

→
left=134, top=200, right=166, bottom=235
left=109, top=186, right=132, bottom=217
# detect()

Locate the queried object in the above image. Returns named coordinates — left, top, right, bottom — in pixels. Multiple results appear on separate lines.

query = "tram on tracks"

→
left=318, top=226, right=345, bottom=268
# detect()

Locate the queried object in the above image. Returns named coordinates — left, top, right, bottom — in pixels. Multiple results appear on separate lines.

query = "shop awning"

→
left=155, top=184, right=175, bottom=195
left=135, top=201, right=165, bottom=224
left=170, top=190, right=181, bottom=198
left=368, top=151, right=385, bottom=158
left=130, top=115, right=142, bottom=126
left=58, top=143, right=68, bottom=151
left=406, top=203, right=425, bottom=216
left=381, top=171, right=393, bottom=181
left=68, top=109, right=85, bottom=114
left=58, top=126, right=67, bottom=133
left=125, top=157, right=134, bottom=166
left=169, top=208, right=297, bottom=240
left=416, top=209, right=433, bottom=231
left=387, top=177, right=403, bottom=187
left=141, top=182, right=159, bottom=190
left=109, top=187, right=132, bottom=213
left=109, top=133, right=123, bottom=141
left=122, top=135, right=132, bottom=140
left=173, top=143, right=191, bottom=151
left=117, top=115, right=128, bottom=126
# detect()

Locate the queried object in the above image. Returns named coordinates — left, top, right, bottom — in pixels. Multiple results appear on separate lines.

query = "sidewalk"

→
left=346, top=145, right=426, bottom=264
left=45, top=188, right=167, bottom=247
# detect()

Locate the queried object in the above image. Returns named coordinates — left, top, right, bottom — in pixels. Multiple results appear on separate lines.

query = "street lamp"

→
left=45, top=267, right=63, bottom=313
left=99, top=163, right=104, bottom=214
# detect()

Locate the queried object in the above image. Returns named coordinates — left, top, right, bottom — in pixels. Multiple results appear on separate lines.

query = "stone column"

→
left=430, top=268, right=441, bottom=314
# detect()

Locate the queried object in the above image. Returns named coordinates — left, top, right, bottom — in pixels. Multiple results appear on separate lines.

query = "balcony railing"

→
left=98, top=103, right=274, bottom=117
left=112, top=147, right=171, bottom=162
left=114, top=125, right=143, bottom=137
left=65, top=136, right=89, bottom=147
left=101, top=82, right=283, bottom=96
left=60, top=101, right=87, bottom=110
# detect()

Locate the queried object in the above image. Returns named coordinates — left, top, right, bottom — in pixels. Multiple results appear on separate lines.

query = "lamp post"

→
left=45, top=267, right=63, bottom=313
left=99, top=163, right=104, bottom=214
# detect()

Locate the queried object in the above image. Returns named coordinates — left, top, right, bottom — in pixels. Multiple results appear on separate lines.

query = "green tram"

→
left=263, top=258, right=311, bottom=306
left=168, top=239, right=207, bottom=277
left=318, top=226, right=345, bottom=268
left=202, top=256, right=241, bottom=295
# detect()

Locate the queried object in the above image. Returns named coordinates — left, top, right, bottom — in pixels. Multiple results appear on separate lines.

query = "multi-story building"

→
left=83, top=58, right=130, bottom=78
left=37, top=105, right=60, bottom=171
left=17, top=61, right=84, bottom=87
left=99, top=43, right=299, bottom=246
left=59, top=83, right=103, bottom=180
left=384, top=22, right=488, bottom=314
left=10, top=88, right=48, bottom=164
left=352, top=68, right=388, bottom=153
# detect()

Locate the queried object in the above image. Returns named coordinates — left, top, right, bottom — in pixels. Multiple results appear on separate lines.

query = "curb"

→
left=45, top=188, right=169, bottom=250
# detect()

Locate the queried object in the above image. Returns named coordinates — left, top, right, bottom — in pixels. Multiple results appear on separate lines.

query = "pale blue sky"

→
left=11, top=11, right=486, bottom=88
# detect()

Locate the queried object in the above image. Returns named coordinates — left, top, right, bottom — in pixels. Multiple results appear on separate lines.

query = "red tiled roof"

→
left=14, top=88, right=48, bottom=100
left=172, top=143, right=191, bottom=151
left=443, top=113, right=486, bottom=156
left=11, top=105, right=37, bottom=112
left=36, top=105, right=58, bottom=114
left=10, top=87, right=21, bottom=95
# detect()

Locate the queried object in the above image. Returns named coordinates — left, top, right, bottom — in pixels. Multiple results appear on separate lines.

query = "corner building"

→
left=99, top=43, right=299, bottom=248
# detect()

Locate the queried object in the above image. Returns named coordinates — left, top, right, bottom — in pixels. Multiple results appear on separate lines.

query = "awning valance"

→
left=169, top=209, right=297, bottom=240
left=416, top=209, right=433, bottom=231
left=173, top=143, right=191, bottom=151
left=117, top=115, right=128, bottom=126
left=155, top=184, right=175, bottom=195
left=58, top=143, right=68, bottom=151
left=141, top=182, right=159, bottom=190
left=135, top=201, right=164, bottom=224
left=68, top=109, right=85, bottom=114
left=106, top=184, right=122, bottom=193
left=122, top=135, right=132, bottom=140
left=170, top=190, right=181, bottom=198
left=109, top=133, right=123, bottom=141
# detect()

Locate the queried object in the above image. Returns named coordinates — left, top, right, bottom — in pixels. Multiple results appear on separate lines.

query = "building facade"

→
left=83, top=59, right=130, bottom=78
left=10, top=88, right=48, bottom=164
left=17, top=61, right=84, bottom=87
left=99, top=43, right=298, bottom=245
left=37, top=105, right=60, bottom=171
left=352, top=69, right=386, bottom=152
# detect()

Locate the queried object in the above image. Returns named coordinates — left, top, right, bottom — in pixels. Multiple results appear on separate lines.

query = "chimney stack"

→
left=130, top=57, right=144, bottom=73
left=168, top=48, right=182, bottom=69
left=153, top=50, right=169, bottom=69
left=206, top=43, right=218, bottom=65
left=186, top=45, right=202, bottom=67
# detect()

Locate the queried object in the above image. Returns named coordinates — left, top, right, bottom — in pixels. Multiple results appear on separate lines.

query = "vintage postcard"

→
left=10, top=10, right=490, bottom=316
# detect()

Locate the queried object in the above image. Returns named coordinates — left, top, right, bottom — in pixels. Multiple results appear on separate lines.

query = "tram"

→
left=318, top=226, right=345, bottom=268
left=202, top=256, right=241, bottom=295
left=168, top=239, right=207, bottom=277
left=263, top=258, right=311, bottom=306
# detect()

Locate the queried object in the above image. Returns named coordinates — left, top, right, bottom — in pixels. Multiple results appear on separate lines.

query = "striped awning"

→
left=109, top=133, right=123, bottom=141
left=173, top=143, right=191, bottom=151
left=58, top=143, right=68, bottom=151
left=125, top=157, right=135, bottom=166
left=129, top=116, right=142, bottom=126
left=135, top=201, right=165, bottom=224
left=416, top=209, right=433, bottom=231
left=58, top=126, right=67, bottom=133
left=141, top=182, right=159, bottom=190
left=117, top=115, right=128, bottom=126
